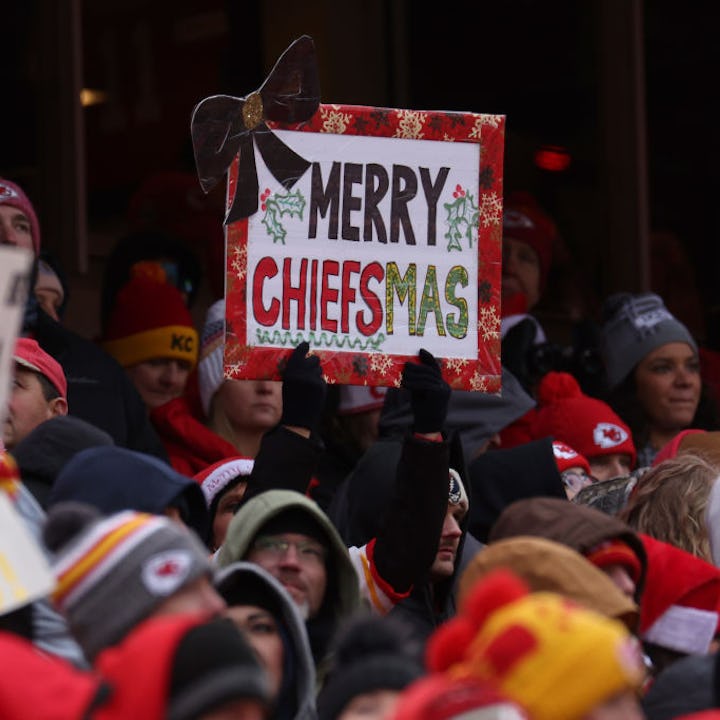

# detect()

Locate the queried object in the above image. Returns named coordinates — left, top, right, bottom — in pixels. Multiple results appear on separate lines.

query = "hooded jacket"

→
left=48, top=446, right=210, bottom=546
left=10, top=415, right=114, bottom=510
left=25, top=308, right=168, bottom=461
left=216, top=490, right=361, bottom=670
left=466, top=437, right=566, bottom=543
left=215, top=561, right=318, bottom=720
left=488, top=495, right=648, bottom=598
left=330, top=434, right=470, bottom=644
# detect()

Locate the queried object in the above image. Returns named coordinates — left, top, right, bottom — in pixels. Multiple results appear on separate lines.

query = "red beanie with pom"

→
left=530, top=372, right=637, bottom=469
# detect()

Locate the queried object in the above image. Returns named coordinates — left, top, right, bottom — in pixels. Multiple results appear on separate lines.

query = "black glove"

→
left=401, top=348, right=450, bottom=434
left=281, top=341, right=327, bottom=432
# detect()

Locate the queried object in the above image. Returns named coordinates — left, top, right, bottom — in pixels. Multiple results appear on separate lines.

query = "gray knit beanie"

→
left=44, top=502, right=214, bottom=660
left=198, top=299, right=226, bottom=417
left=600, top=292, right=698, bottom=389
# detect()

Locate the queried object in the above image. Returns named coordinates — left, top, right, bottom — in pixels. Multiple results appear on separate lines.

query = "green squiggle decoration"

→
left=255, top=329, right=386, bottom=351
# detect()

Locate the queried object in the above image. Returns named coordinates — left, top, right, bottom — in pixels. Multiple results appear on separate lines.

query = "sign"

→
left=0, top=246, right=33, bottom=417
left=0, top=470, right=55, bottom=614
left=192, top=37, right=504, bottom=390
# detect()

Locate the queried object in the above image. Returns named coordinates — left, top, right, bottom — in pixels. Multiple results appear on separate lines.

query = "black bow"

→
left=190, top=35, right=320, bottom=223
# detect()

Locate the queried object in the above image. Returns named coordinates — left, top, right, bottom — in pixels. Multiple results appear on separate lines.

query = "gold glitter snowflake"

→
left=445, top=357, right=470, bottom=374
left=479, top=306, right=501, bottom=342
left=395, top=110, right=427, bottom=139
left=479, top=191, right=504, bottom=228
left=469, top=371, right=489, bottom=392
left=370, top=353, right=394, bottom=376
left=230, top=244, right=247, bottom=279
left=468, top=114, right=503, bottom=140
left=320, top=107, right=353, bottom=134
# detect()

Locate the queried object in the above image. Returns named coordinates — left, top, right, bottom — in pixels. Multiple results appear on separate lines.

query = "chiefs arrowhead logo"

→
left=592, top=422, right=628, bottom=449
left=0, top=182, right=19, bottom=200
left=141, top=550, right=192, bottom=596
left=553, top=441, right=579, bottom=461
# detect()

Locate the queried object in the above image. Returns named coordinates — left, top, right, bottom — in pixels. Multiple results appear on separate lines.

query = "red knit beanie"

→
left=551, top=440, right=592, bottom=475
left=531, top=372, right=637, bottom=469
left=503, top=191, right=557, bottom=292
left=102, top=276, right=198, bottom=369
left=586, top=540, right=643, bottom=585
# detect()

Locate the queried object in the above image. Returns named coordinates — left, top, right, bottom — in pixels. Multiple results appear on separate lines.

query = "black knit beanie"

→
left=167, top=617, right=271, bottom=720
left=316, top=614, right=425, bottom=720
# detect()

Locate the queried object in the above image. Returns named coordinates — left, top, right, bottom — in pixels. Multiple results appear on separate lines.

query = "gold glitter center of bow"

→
left=243, top=92, right=263, bottom=130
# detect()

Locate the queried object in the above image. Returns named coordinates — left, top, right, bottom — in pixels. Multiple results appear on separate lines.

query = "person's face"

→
left=212, top=482, right=249, bottom=550
left=35, top=286, right=63, bottom=322
left=429, top=502, right=466, bottom=582
left=153, top=575, right=227, bottom=617
left=224, top=605, right=284, bottom=699
left=502, top=237, right=541, bottom=310
left=3, top=366, right=67, bottom=449
left=581, top=690, right=645, bottom=720
left=634, top=342, right=701, bottom=433
left=213, top=379, right=282, bottom=434
left=601, top=563, right=637, bottom=599
left=125, top=358, right=192, bottom=409
left=0, top=205, right=33, bottom=251
left=199, top=699, right=267, bottom=720
left=338, top=689, right=403, bottom=720
left=246, top=533, right=327, bottom=619
left=589, top=454, right=633, bottom=482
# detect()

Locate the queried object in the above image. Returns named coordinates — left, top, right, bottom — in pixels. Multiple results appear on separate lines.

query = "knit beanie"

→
left=193, top=456, right=254, bottom=509
left=531, top=371, right=637, bottom=468
left=601, top=292, right=698, bottom=389
left=427, top=570, right=646, bottom=720
left=392, top=675, right=529, bottom=720
left=198, top=299, right=226, bottom=416
left=316, top=614, right=425, bottom=720
left=552, top=440, right=591, bottom=475
left=44, top=503, right=214, bottom=660
left=13, top=337, right=67, bottom=398
left=585, top=540, right=643, bottom=585
left=0, top=177, right=41, bottom=254
left=502, top=191, right=557, bottom=293
left=102, top=276, right=198, bottom=370
left=168, top=616, right=271, bottom=720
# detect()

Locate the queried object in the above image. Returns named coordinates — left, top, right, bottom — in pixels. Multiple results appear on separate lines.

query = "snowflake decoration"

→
left=445, top=357, right=469, bottom=375
left=230, top=244, right=247, bottom=279
left=479, top=306, right=501, bottom=342
left=468, top=114, right=502, bottom=140
left=469, top=372, right=489, bottom=392
left=479, top=191, right=503, bottom=228
left=442, top=133, right=456, bottom=142
left=392, top=374, right=403, bottom=388
left=322, top=373, right=336, bottom=385
left=370, top=353, right=394, bottom=376
left=395, top=110, right=427, bottom=139
left=320, top=107, right=353, bottom=134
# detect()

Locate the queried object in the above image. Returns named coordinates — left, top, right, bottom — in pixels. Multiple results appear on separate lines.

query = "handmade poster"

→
left=0, top=490, right=55, bottom=614
left=192, top=35, right=504, bottom=390
left=0, top=246, right=33, bottom=416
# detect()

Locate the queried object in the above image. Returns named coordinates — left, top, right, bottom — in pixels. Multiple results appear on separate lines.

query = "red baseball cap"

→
left=13, top=337, right=67, bottom=398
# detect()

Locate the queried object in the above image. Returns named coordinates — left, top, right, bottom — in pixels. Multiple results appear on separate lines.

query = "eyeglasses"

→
left=561, top=469, right=595, bottom=494
left=251, top=535, right=327, bottom=565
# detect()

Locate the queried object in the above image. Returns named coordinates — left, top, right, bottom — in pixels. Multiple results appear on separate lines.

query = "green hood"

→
left=217, top=490, right=361, bottom=625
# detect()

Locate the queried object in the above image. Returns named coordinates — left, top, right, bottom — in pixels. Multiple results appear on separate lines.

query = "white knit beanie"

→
left=198, top=299, right=226, bottom=417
